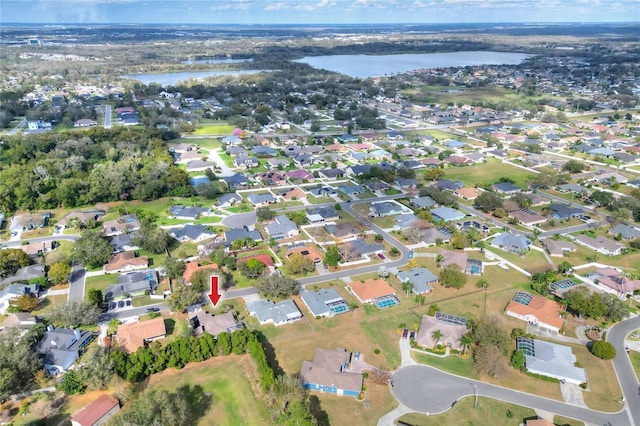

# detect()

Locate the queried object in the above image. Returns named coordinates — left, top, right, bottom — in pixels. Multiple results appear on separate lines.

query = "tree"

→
left=510, top=350, right=526, bottom=371
left=73, top=230, right=113, bottom=268
left=0, top=328, right=43, bottom=398
left=402, top=281, right=414, bottom=297
left=109, top=387, right=193, bottom=426
left=459, top=333, right=473, bottom=355
left=472, top=315, right=510, bottom=352
left=589, top=191, right=616, bottom=208
left=432, top=329, right=443, bottom=346
left=58, top=370, right=85, bottom=395
left=165, top=257, right=185, bottom=280
left=256, top=206, right=275, bottom=221
left=557, top=261, right=573, bottom=276
left=285, top=253, right=315, bottom=275
left=132, top=226, right=175, bottom=254
left=439, top=264, right=467, bottom=289
left=589, top=340, right=616, bottom=360
left=603, top=293, right=630, bottom=322
left=168, top=282, right=201, bottom=313
left=238, top=258, right=266, bottom=279
left=286, top=210, right=308, bottom=226
left=0, top=248, right=31, bottom=278
left=349, top=302, right=359, bottom=314
left=562, top=160, right=585, bottom=174
left=87, top=288, right=103, bottom=308
left=257, top=274, right=298, bottom=298
left=402, top=227, right=424, bottom=243
left=48, top=262, right=71, bottom=285
left=11, top=294, right=38, bottom=312
left=474, top=191, right=504, bottom=213
left=323, top=245, right=341, bottom=267
left=474, top=343, right=509, bottom=378
left=49, top=301, right=101, bottom=328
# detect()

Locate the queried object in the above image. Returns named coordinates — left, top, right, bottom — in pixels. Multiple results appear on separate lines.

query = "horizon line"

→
left=2, top=21, right=639, bottom=26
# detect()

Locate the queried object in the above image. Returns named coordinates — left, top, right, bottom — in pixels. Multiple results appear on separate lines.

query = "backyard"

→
left=440, top=157, right=534, bottom=189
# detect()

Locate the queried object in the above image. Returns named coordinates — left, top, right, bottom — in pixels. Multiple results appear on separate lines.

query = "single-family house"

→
left=0, top=283, right=39, bottom=314
left=434, top=179, right=464, bottom=191
left=167, top=205, right=210, bottom=220
left=186, top=160, right=215, bottom=172
left=116, top=317, right=167, bottom=353
left=609, top=223, right=640, bottom=240
left=307, top=207, right=339, bottom=223
left=509, top=209, right=547, bottom=227
left=341, top=239, right=384, bottom=260
left=318, top=168, right=344, bottom=180
left=516, top=338, right=586, bottom=385
left=395, top=178, right=418, bottom=189
left=430, top=207, right=465, bottom=222
left=337, top=184, right=365, bottom=197
left=493, top=182, right=522, bottom=195
left=286, top=169, right=315, bottom=181
left=547, top=204, right=583, bottom=221
left=370, top=201, right=407, bottom=217
left=585, top=267, right=640, bottom=296
left=56, top=209, right=105, bottom=230
left=397, top=267, right=437, bottom=294
left=279, top=187, right=307, bottom=202
left=246, top=298, right=303, bottom=326
left=187, top=306, right=242, bottom=337
left=104, top=252, right=149, bottom=274
left=395, top=213, right=421, bottom=230
left=300, top=349, right=363, bottom=397
left=453, top=187, right=480, bottom=200
left=224, top=227, right=263, bottom=245
left=574, top=234, right=624, bottom=256
left=505, top=291, right=564, bottom=332
left=256, top=171, right=287, bottom=187
left=541, top=239, right=576, bottom=257
left=102, top=215, right=140, bottom=237
left=415, top=313, right=467, bottom=350
left=1, top=312, right=37, bottom=331
left=168, top=224, right=216, bottom=243
left=222, top=173, right=250, bottom=190
left=37, top=325, right=92, bottom=374
left=247, top=193, right=276, bottom=206
left=300, top=288, right=349, bottom=318
left=422, top=227, right=451, bottom=245
left=491, top=232, right=531, bottom=254
left=347, top=278, right=398, bottom=307
left=410, top=196, right=437, bottom=209
left=216, top=193, right=243, bottom=208
left=1, top=264, right=45, bottom=286
left=264, top=215, right=299, bottom=240
left=105, top=270, right=158, bottom=300
left=71, top=394, right=120, bottom=426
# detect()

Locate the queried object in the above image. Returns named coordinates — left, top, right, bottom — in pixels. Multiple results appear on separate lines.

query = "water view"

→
left=181, top=58, right=252, bottom=64
left=123, top=69, right=268, bottom=86
left=294, top=51, right=532, bottom=78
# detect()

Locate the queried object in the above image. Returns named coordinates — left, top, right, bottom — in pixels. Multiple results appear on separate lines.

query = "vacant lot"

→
left=441, top=157, right=534, bottom=189
left=145, top=355, right=270, bottom=426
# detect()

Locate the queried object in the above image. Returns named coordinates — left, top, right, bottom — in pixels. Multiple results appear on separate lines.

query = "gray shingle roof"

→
left=397, top=267, right=437, bottom=294
left=247, top=299, right=302, bottom=325
left=300, top=288, right=347, bottom=317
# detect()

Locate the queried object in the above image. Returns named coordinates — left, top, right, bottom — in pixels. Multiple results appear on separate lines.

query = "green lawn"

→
left=629, top=351, right=640, bottom=382
left=413, top=352, right=479, bottom=379
left=489, top=247, right=553, bottom=274
left=192, top=123, right=236, bottom=136
left=144, top=356, right=270, bottom=426
left=397, top=396, right=536, bottom=426
left=441, top=157, right=534, bottom=189
left=84, top=274, right=118, bottom=300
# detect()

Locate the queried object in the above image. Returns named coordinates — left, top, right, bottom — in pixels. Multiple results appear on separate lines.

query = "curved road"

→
left=391, top=364, right=631, bottom=425
left=608, top=316, right=640, bottom=426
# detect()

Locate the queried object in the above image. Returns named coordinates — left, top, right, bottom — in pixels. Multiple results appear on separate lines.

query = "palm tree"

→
left=436, top=254, right=444, bottom=268
left=348, top=302, right=358, bottom=315
left=459, top=333, right=473, bottom=355
left=476, top=279, right=489, bottom=316
left=432, top=329, right=443, bottom=347
left=414, top=294, right=426, bottom=306
left=402, top=281, right=414, bottom=297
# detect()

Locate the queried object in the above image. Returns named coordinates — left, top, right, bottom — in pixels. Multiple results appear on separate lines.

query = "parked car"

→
left=147, top=307, right=160, bottom=312
left=377, top=253, right=385, bottom=260
left=125, top=299, right=131, bottom=307
left=117, top=300, right=124, bottom=308
left=109, top=302, right=116, bottom=310
left=402, top=329, right=409, bottom=339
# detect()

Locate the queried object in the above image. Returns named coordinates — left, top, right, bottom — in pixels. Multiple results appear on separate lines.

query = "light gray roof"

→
left=307, top=206, right=338, bottom=220
left=491, top=232, right=531, bottom=253
left=371, top=201, right=404, bottom=216
left=217, top=193, right=242, bottom=205
left=610, top=223, right=640, bottom=240
left=247, top=299, right=302, bottom=324
left=106, top=270, right=158, bottom=299
left=300, top=288, right=346, bottom=317
left=395, top=213, right=420, bottom=229
left=397, top=267, right=437, bottom=294
left=430, top=207, right=465, bottom=222
left=37, top=327, right=92, bottom=371
left=411, top=195, right=438, bottom=209
left=0, top=283, right=39, bottom=299
left=224, top=227, right=263, bottom=244
left=169, top=224, right=215, bottom=241
left=348, top=239, right=384, bottom=257
left=247, top=193, right=276, bottom=205
left=264, top=215, right=298, bottom=238
left=518, top=338, right=586, bottom=384
left=1, top=264, right=45, bottom=285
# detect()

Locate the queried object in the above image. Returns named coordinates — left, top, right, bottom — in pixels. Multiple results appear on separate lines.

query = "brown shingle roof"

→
left=182, top=261, right=219, bottom=284
left=348, top=278, right=396, bottom=303
left=116, top=317, right=166, bottom=353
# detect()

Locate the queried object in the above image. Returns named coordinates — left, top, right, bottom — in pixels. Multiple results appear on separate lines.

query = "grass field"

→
left=397, top=396, right=537, bottom=426
left=554, top=415, right=585, bottom=426
left=32, top=294, right=68, bottom=315
left=629, top=351, right=640, bottom=382
left=144, top=355, right=270, bottom=426
left=84, top=274, right=118, bottom=300
left=192, top=122, right=235, bottom=136
left=439, top=157, right=534, bottom=189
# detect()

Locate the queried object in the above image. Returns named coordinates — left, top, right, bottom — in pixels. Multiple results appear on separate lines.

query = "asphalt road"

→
left=1, top=234, right=79, bottom=248
left=67, top=261, right=86, bottom=302
left=391, top=364, right=631, bottom=425
left=608, top=316, right=640, bottom=426
left=98, top=302, right=169, bottom=322
left=104, top=105, right=111, bottom=129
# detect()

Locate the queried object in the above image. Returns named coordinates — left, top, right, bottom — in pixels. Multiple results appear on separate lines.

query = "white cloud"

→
left=265, top=1, right=286, bottom=10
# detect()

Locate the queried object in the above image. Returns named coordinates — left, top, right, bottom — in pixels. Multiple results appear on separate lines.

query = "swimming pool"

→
left=375, top=295, right=399, bottom=309
left=469, top=265, right=481, bottom=274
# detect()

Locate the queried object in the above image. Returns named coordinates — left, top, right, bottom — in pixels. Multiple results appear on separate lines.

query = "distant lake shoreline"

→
left=122, top=69, right=269, bottom=86
left=294, top=51, right=532, bottom=78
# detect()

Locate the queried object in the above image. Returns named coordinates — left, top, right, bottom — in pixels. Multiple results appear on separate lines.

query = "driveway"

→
left=67, top=262, right=86, bottom=302
left=390, top=364, right=631, bottom=424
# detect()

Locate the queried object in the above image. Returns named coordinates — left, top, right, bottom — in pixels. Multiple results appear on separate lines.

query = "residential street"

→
left=103, top=105, right=111, bottom=129
left=608, top=315, right=640, bottom=426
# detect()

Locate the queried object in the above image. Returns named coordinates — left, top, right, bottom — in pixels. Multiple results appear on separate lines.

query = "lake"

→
left=294, top=51, right=531, bottom=78
left=123, top=69, right=268, bottom=86
left=181, top=58, right=252, bottom=64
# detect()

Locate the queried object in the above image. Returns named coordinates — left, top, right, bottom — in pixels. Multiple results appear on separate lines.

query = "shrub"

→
left=590, top=340, right=616, bottom=360
left=374, top=349, right=381, bottom=355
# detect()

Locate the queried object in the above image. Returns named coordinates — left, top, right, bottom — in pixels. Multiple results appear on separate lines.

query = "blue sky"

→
left=1, top=0, right=639, bottom=24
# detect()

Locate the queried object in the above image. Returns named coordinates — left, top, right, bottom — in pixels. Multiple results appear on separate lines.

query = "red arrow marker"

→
left=208, top=275, right=222, bottom=307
